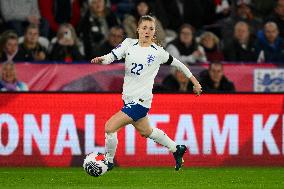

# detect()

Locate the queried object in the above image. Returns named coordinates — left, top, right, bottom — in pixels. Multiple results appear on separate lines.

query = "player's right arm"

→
left=91, top=38, right=131, bottom=65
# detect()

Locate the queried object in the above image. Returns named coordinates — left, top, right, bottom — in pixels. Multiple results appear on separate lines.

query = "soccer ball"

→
left=83, top=152, right=109, bottom=177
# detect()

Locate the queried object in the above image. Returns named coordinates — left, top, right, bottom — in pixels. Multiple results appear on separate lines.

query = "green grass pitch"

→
left=0, top=167, right=284, bottom=189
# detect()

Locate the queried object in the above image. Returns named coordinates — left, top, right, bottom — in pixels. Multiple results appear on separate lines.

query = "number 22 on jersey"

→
left=130, top=63, right=144, bottom=75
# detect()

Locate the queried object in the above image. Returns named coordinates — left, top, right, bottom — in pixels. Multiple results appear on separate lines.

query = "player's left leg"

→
left=132, top=116, right=187, bottom=171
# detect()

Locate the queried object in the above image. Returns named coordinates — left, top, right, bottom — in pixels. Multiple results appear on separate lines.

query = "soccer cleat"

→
left=107, top=162, right=114, bottom=171
left=173, top=145, right=187, bottom=171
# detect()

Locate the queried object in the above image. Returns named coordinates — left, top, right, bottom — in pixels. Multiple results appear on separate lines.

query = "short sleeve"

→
left=111, top=38, right=130, bottom=60
left=159, top=48, right=173, bottom=65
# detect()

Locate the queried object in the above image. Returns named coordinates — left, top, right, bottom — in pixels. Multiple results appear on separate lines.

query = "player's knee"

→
left=105, top=121, right=115, bottom=134
left=105, top=126, right=114, bottom=134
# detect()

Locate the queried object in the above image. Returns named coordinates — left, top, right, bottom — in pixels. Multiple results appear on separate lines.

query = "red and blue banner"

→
left=0, top=93, right=283, bottom=167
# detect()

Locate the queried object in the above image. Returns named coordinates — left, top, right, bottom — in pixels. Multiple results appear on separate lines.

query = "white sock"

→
left=148, top=128, right=177, bottom=153
left=105, top=132, right=118, bottom=163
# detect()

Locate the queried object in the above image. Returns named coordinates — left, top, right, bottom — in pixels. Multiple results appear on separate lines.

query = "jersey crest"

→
left=147, top=54, right=155, bottom=64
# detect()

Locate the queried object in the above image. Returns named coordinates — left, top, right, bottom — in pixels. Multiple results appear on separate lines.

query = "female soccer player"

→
left=91, top=15, right=202, bottom=171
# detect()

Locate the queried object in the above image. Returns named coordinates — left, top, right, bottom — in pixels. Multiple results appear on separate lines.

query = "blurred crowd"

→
left=0, top=0, right=284, bottom=92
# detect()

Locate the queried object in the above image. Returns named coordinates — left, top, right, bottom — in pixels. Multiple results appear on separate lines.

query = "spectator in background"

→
left=110, top=0, right=136, bottom=20
left=123, top=0, right=166, bottom=45
left=0, top=61, right=28, bottom=91
left=39, top=0, right=81, bottom=36
left=0, top=13, right=7, bottom=34
left=78, top=0, right=120, bottom=59
left=267, top=0, right=284, bottom=38
left=0, top=32, right=23, bottom=62
left=251, top=0, right=275, bottom=21
left=214, top=0, right=231, bottom=21
left=223, top=21, right=258, bottom=62
left=256, top=22, right=284, bottom=63
left=18, top=24, right=47, bottom=62
left=199, top=31, right=224, bottom=62
left=201, top=0, right=231, bottom=37
left=80, top=0, right=113, bottom=16
left=0, top=0, right=49, bottom=37
left=154, top=0, right=184, bottom=32
left=155, top=0, right=206, bottom=32
left=221, top=0, right=262, bottom=46
left=94, top=26, right=125, bottom=57
left=166, top=24, right=206, bottom=65
left=49, top=23, right=83, bottom=62
left=160, top=67, right=193, bottom=93
left=199, top=62, right=235, bottom=92
left=154, top=0, right=230, bottom=34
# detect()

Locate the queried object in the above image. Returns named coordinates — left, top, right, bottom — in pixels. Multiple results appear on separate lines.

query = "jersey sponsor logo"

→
left=147, top=55, right=155, bottom=64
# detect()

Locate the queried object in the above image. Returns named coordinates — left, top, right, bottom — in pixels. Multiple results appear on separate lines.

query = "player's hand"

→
left=91, top=57, right=104, bottom=64
left=193, top=84, right=202, bottom=96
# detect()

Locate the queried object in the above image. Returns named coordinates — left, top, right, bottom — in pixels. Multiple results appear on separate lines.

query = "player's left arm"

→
left=91, top=53, right=116, bottom=65
left=162, top=52, right=202, bottom=95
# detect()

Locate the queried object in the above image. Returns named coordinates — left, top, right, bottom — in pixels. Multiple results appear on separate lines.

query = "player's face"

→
left=137, top=20, right=156, bottom=43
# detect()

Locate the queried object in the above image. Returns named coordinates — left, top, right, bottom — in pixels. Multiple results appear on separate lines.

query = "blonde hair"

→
left=199, top=32, right=220, bottom=45
left=137, top=15, right=161, bottom=46
left=57, top=23, right=80, bottom=45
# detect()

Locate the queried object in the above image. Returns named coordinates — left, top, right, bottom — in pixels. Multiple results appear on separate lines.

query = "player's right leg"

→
left=105, top=111, right=133, bottom=170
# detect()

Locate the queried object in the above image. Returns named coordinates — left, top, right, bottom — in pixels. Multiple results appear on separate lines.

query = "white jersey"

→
left=101, top=38, right=193, bottom=108
left=111, top=38, right=170, bottom=108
